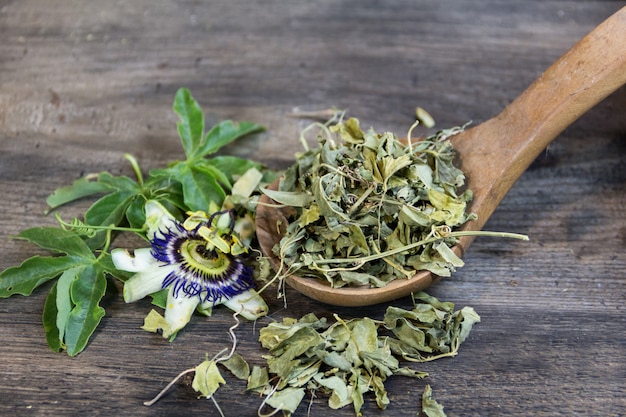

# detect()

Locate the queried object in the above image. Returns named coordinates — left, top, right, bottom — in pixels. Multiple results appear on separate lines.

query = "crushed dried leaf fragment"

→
left=249, top=292, right=479, bottom=416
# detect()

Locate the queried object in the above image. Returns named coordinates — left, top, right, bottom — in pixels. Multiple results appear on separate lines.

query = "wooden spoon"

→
left=256, top=7, right=626, bottom=306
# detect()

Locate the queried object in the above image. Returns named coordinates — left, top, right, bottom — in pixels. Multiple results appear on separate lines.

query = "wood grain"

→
left=1, top=1, right=625, bottom=416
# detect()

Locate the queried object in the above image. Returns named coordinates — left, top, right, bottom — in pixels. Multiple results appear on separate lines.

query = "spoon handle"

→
left=452, top=6, right=626, bottom=239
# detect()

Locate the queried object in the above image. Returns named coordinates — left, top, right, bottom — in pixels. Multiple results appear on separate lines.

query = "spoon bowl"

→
left=256, top=7, right=626, bottom=306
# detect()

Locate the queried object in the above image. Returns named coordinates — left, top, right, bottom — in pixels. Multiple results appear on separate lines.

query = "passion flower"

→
left=112, top=200, right=268, bottom=338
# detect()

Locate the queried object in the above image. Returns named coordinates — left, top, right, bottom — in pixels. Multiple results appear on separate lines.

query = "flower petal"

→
left=222, top=289, right=269, bottom=321
left=144, top=200, right=177, bottom=240
left=111, top=247, right=156, bottom=272
left=164, top=289, right=200, bottom=336
left=123, top=264, right=176, bottom=303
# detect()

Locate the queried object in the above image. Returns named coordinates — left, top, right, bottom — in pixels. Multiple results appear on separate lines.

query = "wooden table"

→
left=1, top=1, right=625, bottom=416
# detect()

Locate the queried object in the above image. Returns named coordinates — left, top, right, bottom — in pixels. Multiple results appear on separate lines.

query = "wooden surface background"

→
left=1, top=1, right=625, bottom=416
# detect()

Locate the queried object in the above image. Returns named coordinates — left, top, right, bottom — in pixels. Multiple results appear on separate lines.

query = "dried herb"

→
left=249, top=292, right=479, bottom=416
left=384, top=292, right=480, bottom=362
left=266, top=117, right=478, bottom=288
left=421, top=385, right=447, bottom=417
left=192, top=358, right=227, bottom=398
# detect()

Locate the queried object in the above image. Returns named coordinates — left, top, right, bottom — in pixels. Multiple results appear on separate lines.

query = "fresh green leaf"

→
left=41, top=261, right=109, bottom=356
left=84, top=191, right=136, bottom=227
left=46, top=172, right=140, bottom=215
left=95, top=172, right=141, bottom=192
left=193, top=161, right=232, bottom=191
left=0, top=255, right=82, bottom=297
left=197, top=120, right=264, bottom=157
left=83, top=191, right=136, bottom=248
left=64, top=264, right=107, bottom=356
left=1, top=89, right=274, bottom=361
left=204, top=156, right=265, bottom=183
left=95, top=252, right=132, bottom=282
left=42, top=282, right=63, bottom=352
left=173, top=88, right=204, bottom=159
left=125, top=196, right=147, bottom=230
left=178, top=165, right=226, bottom=211
left=186, top=167, right=225, bottom=211
left=3, top=224, right=116, bottom=355
left=15, top=227, right=93, bottom=258
left=54, top=267, right=79, bottom=344
left=46, top=177, right=113, bottom=212
left=148, top=288, right=169, bottom=309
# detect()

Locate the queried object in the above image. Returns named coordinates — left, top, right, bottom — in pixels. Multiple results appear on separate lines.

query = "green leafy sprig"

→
left=0, top=88, right=267, bottom=356
left=46, top=88, right=266, bottom=233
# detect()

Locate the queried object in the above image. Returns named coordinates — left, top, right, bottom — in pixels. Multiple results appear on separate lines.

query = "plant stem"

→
left=124, top=153, right=144, bottom=187
left=311, top=230, right=528, bottom=266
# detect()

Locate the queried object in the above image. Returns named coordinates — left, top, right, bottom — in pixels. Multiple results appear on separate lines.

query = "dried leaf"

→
left=433, top=241, right=464, bottom=268
left=314, top=374, right=352, bottom=409
left=383, top=292, right=480, bottom=361
left=246, top=366, right=269, bottom=392
left=421, top=384, right=447, bottom=417
left=230, top=167, right=263, bottom=199
left=141, top=309, right=175, bottom=339
left=264, top=387, right=305, bottom=414
left=261, top=187, right=314, bottom=207
left=220, top=353, right=250, bottom=380
left=192, top=359, right=226, bottom=398
left=254, top=295, right=473, bottom=415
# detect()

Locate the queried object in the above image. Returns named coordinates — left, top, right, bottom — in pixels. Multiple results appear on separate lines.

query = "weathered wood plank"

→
left=1, top=1, right=625, bottom=416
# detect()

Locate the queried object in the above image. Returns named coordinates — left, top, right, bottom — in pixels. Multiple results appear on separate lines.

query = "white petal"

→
left=123, top=264, right=176, bottom=303
left=222, top=289, right=269, bottom=321
left=144, top=200, right=177, bottom=240
left=164, top=289, right=200, bottom=335
left=111, top=247, right=156, bottom=272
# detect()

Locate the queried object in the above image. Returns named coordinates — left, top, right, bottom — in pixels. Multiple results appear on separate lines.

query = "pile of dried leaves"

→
left=193, top=292, right=479, bottom=416
left=263, top=117, right=476, bottom=288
